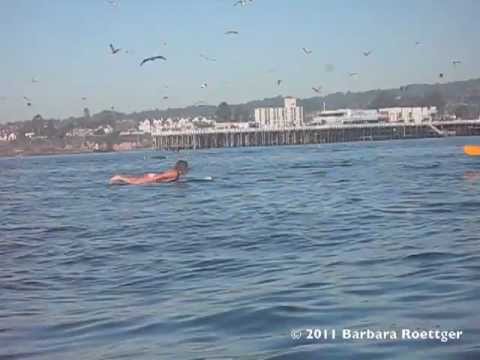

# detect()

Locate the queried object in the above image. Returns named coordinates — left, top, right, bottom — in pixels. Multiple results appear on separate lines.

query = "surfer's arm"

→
left=152, top=170, right=180, bottom=183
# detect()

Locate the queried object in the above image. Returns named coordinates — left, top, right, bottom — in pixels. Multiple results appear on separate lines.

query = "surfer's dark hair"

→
left=174, top=160, right=188, bottom=173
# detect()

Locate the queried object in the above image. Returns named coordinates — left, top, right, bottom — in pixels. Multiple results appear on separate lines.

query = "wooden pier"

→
left=152, top=120, right=480, bottom=151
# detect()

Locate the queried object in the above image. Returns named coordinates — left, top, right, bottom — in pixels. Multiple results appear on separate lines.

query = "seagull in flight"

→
left=234, top=0, right=253, bottom=6
left=225, top=30, right=239, bottom=35
left=140, top=55, right=167, bottom=66
left=312, top=86, right=322, bottom=94
left=200, top=54, right=216, bottom=62
left=348, top=72, right=359, bottom=77
left=109, top=44, right=121, bottom=54
left=201, top=82, right=208, bottom=89
left=23, top=96, right=32, bottom=106
left=363, top=50, right=373, bottom=57
left=415, top=41, right=422, bottom=46
left=276, top=79, right=282, bottom=86
left=452, top=60, right=462, bottom=66
left=302, top=47, right=312, bottom=55
left=162, top=96, right=169, bottom=100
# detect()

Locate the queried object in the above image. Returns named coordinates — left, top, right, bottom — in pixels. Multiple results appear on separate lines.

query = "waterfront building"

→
left=254, top=97, right=304, bottom=128
left=379, top=107, right=437, bottom=124
left=311, top=109, right=382, bottom=125
left=138, top=119, right=152, bottom=134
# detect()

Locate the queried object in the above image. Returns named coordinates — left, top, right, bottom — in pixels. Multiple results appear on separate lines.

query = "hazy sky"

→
left=0, top=0, right=478, bottom=123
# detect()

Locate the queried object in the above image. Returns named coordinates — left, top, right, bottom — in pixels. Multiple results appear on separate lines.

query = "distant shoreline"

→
left=0, top=145, right=150, bottom=159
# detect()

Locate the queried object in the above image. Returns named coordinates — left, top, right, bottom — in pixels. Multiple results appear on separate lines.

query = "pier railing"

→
left=151, top=120, right=480, bottom=136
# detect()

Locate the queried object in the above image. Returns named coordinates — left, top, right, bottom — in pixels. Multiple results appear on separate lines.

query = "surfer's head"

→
left=174, top=160, right=189, bottom=175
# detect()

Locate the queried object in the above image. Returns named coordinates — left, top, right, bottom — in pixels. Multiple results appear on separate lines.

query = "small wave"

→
left=402, top=162, right=441, bottom=170
left=403, top=251, right=459, bottom=261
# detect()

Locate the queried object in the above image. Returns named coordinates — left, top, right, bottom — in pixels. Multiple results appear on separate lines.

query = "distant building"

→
left=254, top=97, right=304, bottom=128
left=311, top=109, right=381, bottom=125
left=138, top=119, right=152, bottom=134
left=68, top=128, right=93, bottom=137
left=379, top=107, right=437, bottom=124
left=24, top=132, right=35, bottom=139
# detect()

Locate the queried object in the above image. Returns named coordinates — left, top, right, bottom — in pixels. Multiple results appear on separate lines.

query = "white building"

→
left=254, top=97, right=304, bottom=128
left=311, top=109, right=381, bottom=126
left=379, top=107, right=437, bottom=124
left=138, top=119, right=152, bottom=134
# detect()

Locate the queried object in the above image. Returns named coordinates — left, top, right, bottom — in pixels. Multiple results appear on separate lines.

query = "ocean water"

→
left=1, top=137, right=480, bottom=360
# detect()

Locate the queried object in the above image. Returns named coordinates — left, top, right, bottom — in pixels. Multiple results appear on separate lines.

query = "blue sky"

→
left=0, top=0, right=478, bottom=123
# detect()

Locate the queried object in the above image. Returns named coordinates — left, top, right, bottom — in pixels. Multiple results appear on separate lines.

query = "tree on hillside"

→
left=423, top=91, right=446, bottom=114
left=232, top=105, right=250, bottom=122
left=453, top=104, right=479, bottom=119
left=215, top=102, right=232, bottom=122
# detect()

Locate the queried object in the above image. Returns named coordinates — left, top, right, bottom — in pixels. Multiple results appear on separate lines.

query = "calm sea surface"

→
left=1, top=137, right=480, bottom=360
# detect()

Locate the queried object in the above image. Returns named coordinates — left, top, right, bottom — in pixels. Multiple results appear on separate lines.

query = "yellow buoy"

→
left=464, top=145, right=480, bottom=156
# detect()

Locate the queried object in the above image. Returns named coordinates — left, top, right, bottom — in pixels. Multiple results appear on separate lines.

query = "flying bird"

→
left=348, top=72, right=359, bottom=77
left=200, top=54, right=216, bottom=62
left=363, top=50, right=373, bottom=57
left=302, top=47, right=312, bottom=55
left=415, top=41, right=422, bottom=46
left=107, top=0, right=118, bottom=7
left=452, top=60, right=462, bottom=66
left=109, top=44, right=121, bottom=54
left=140, top=55, right=167, bottom=66
left=81, top=97, right=87, bottom=101
left=312, top=86, right=322, bottom=94
left=31, top=77, right=39, bottom=83
left=439, top=73, right=444, bottom=79
left=23, top=97, right=32, bottom=107
left=234, top=0, right=253, bottom=6
left=225, top=30, right=239, bottom=35
left=276, top=79, right=282, bottom=86
left=201, top=83, right=208, bottom=89
left=162, top=96, right=169, bottom=100
left=234, top=0, right=247, bottom=6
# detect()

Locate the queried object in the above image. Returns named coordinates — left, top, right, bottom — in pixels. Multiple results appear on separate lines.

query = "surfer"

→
left=110, top=160, right=189, bottom=185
